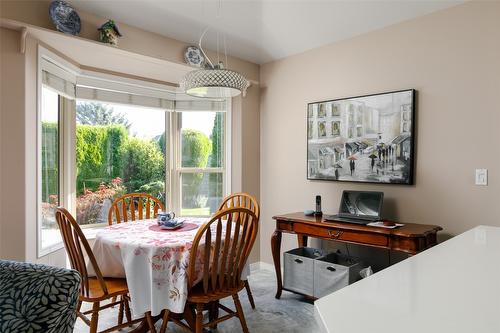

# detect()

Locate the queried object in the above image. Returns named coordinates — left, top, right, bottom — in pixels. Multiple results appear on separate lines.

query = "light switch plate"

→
left=475, top=169, right=488, bottom=186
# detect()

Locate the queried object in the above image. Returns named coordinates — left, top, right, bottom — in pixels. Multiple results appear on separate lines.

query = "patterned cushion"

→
left=0, top=260, right=81, bottom=333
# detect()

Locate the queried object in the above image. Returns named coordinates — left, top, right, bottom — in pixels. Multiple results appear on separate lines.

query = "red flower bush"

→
left=41, top=194, right=59, bottom=227
left=76, top=177, right=126, bottom=225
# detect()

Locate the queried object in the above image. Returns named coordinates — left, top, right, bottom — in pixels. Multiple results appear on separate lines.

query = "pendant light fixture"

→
left=181, top=5, right=249, bottom=99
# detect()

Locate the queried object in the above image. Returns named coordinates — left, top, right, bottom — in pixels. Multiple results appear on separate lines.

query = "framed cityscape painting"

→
left=307, top=89, right=415, bottom=185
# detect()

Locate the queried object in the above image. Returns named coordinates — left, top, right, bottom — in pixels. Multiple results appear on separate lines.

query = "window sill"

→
left=38, top=223, right=106, bottom=258
left=80, top=223, right=107, bottom=241
left=38, top=241, right=65, bottom=258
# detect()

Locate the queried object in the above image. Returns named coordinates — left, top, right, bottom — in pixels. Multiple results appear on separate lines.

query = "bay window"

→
left=37, top=48, right=231, bottom=256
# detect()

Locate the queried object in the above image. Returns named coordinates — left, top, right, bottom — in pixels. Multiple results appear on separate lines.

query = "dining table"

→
left=89, top=217, right=249, bottom=332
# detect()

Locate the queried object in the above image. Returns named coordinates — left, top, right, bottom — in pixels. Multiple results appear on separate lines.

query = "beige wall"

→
left=0, top=1, right=261, bottom=263
left=0, top=28, right=26, bottom=260
left=240, top=85, right=261, bottom=262
left=0, top=0, right=259, bottom=83
left=0, top=30, right=3, bottom=258
left=259, top=1, right=500, bottom=265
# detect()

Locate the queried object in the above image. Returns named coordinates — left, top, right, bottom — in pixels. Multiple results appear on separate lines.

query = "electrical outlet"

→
left=475, top=169, right=488, bottom=186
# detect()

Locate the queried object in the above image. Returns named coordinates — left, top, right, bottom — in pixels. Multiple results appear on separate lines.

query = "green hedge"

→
left=76, top=124, right=128, bottom=193
left=41, top=122, right=59, bottom=203
left=43, top=123, right=213, bottom=206
left=182, top=129, right=212, bottom=168
left=122, top=137, right=165, bottom=193
left=181, top=130, right=212, bottom=208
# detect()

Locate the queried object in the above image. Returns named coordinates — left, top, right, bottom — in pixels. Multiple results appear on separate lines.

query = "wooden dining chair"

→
left=161, top=207, right=259, bottom=333
left=55, top=208, right=144, bottom=333
left=108, top=193, right=165, bottom=225
left=218, top=192, right=260, bottom=309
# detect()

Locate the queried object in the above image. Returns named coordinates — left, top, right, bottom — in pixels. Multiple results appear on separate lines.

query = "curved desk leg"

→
left=271, top=229, right=283, bottom=299
left=297, top=234, right=308, bottom=248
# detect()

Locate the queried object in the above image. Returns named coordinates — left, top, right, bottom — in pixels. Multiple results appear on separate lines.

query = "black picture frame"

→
left=307, top=89, right=416, bottom=185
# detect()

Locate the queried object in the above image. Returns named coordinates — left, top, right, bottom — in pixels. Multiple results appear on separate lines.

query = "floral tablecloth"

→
left=90, top=218, right=215, bottom=316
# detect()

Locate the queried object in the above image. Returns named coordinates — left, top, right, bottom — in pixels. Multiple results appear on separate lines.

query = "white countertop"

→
left=314, top=226, right=500, bottom=333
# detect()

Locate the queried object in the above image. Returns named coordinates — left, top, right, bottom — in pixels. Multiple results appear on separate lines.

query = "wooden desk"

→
left=271, top=212, right=442, bottom=299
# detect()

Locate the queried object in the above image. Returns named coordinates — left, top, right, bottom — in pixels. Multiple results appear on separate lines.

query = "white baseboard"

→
left=249, top=261, right=275, bottom=273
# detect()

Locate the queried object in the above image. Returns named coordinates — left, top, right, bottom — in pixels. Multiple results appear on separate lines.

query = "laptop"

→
left=324, top=191, right=384, bottom=225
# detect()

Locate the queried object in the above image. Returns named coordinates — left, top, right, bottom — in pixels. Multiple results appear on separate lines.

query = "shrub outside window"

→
left=75, top=101, right=166, bottom=227
left=179, top=111, right=225, bottom=216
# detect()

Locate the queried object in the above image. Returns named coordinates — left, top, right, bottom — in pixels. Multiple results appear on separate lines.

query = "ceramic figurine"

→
left=98, top=20, right=122, bottom=46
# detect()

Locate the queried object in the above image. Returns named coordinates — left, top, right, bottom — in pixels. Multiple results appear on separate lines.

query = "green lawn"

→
left=181, top=207, right=211, bottom=217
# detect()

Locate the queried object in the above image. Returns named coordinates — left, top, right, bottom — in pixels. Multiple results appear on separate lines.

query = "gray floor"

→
left=74, top=268, right=320, bottom=333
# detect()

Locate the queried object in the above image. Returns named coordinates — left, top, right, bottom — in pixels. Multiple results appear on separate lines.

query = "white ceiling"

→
left=68, top=0, right=464, bottom=65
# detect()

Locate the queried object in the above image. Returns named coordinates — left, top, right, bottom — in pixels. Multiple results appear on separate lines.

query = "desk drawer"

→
left=277, top=221, right=293, bottom=231
left=294, top=224, right=388, bottom=247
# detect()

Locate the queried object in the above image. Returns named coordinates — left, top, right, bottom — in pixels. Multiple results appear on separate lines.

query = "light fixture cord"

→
left=217, top=31, right=220, bottom=66
left=216, top=0, right=222, bottom=66
left=198, top=26, right=214, bottom=68
left=224, top=33, right=228, bottom=69
left=198, top=0, right=229, bottom=70
left=219, top=0, right=228, bottom=68
left=217, top=0, right=222, bottom=19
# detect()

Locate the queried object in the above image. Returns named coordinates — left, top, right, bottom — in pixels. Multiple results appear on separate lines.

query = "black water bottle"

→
left=315, top=195, right=323, bottom=216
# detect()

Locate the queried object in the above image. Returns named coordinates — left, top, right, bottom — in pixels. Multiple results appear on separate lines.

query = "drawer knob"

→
left=326, top=266, right=336, bottom=272
left=294, top=258, right=303, bottom=264
left=328, top=230, right=343, bottom=238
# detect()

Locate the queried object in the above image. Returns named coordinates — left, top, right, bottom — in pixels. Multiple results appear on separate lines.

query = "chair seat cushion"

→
left=0, top=260, right=80, bottom=333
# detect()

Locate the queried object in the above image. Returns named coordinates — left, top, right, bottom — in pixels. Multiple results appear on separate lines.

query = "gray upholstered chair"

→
left=0, top=260, right=81, bottom=333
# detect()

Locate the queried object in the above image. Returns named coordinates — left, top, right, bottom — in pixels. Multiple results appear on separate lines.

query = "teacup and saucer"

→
left=157, top=211, right=183, bottom=230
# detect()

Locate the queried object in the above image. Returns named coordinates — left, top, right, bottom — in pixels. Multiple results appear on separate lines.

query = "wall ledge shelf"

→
left=1, top=18, right=191, bottom=87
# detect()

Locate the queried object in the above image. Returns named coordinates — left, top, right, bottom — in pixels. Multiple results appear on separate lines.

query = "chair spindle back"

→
left=55, top=208, right=108, bottom=298
left=187, top=207, right=259, bottom=294
left=108, top=193, right=164, bottom=225
left=218, top=193, right=260, bottom=219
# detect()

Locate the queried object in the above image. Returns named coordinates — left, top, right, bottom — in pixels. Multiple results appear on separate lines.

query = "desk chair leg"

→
left=124, top=297, right=132, bottom=324
left=244, top=280, right=256, bottom=309
left=208, top=301, right=219, bottom=329
left=146, top=311, right=157, bottom=333
left=159, top=309, right=170, bottom=333
left=232, top=294, right=249, bottom=333
left=118, top=297, right=124, bottom=325
left=90, top=302, right=100, bottom=333
left=146, top=311, right=156, bottom=333
left=195, top=303, right=204, bottom=333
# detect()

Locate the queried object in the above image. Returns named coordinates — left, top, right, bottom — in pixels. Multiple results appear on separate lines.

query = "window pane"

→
left=181, top=112, right=224, bottom=168
left=181, top=172, right=223, bottom=216
left=41, top=87, right=60, bottom=249
left=76, top=101, right=167, bottom=225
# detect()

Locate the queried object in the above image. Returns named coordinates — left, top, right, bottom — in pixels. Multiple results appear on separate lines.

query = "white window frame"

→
left=169, top=100, right=231, bottom=216
left=37, top=46, right=78, bottom=257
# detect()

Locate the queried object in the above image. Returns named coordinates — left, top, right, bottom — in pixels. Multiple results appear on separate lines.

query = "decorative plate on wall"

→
left=49, top=0, right=81, bottom=36
left=184, top=46, right=205, bottom=67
